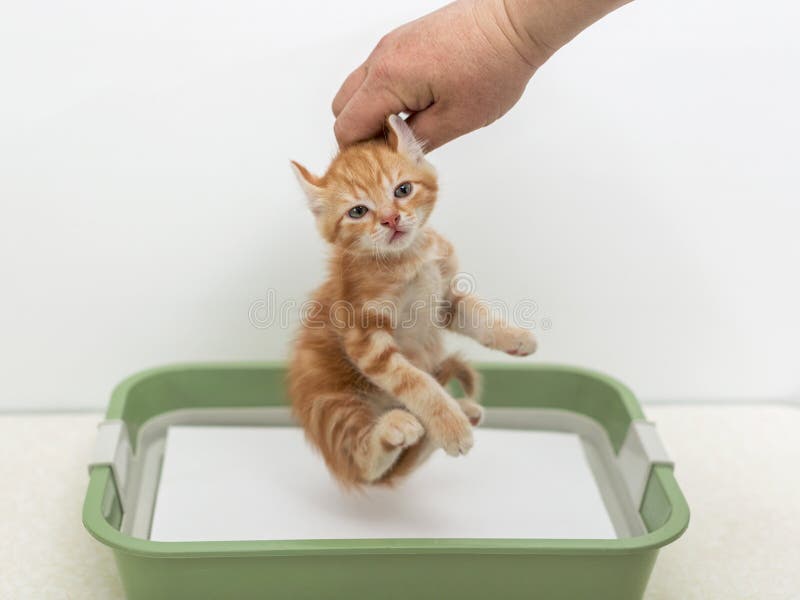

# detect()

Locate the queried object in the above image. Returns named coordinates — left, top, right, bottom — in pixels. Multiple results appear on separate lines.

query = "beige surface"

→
left=0, top=405, right=798, bottom=600
left=645, top=405, right=800, bottom=600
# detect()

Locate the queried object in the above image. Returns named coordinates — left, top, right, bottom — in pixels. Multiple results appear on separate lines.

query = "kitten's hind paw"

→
left=426, top=406, right=474, bottom=457
left=457, top=398, right=484, bottom=426
left=377, top=410, right=425, bottom=450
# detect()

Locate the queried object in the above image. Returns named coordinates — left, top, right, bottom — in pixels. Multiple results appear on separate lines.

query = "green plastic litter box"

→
left=83, top=362, right=689, bottom=600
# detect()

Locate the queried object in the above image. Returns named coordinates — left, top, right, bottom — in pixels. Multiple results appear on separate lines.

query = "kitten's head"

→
left=291, top=115, right=437, bottom=255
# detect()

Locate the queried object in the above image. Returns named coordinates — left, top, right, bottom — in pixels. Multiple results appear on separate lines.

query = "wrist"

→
left=469, top=0, right=550, bottom=72
left=489, top=0, right=558, bottom=69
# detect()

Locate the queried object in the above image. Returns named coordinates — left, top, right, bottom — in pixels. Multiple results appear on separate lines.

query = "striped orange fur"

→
left=288, top=115, right=536, bottom=487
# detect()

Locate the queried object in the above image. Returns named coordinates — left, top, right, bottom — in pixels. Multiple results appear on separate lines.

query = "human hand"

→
left=332, top=0, right=630, bottom=150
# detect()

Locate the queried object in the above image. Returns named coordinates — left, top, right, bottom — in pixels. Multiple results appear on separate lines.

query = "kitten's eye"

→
left=394, top=182, right=413, bottom=198
left=348, top=205, right=369, bottom=219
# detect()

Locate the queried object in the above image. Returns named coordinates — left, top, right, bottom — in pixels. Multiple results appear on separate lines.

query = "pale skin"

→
left=333, top=0, right=632, bottom=150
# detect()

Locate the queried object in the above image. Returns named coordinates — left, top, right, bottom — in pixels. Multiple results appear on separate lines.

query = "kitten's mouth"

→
left=389, top=230, right=407, bottom=243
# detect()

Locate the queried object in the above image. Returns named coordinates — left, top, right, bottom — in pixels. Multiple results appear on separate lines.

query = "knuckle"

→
left=374, top=33, right=394, bottom=53
left=368, top=57, right=394, bottom=85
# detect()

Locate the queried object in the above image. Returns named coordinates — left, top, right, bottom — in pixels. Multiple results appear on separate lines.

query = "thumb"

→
left=405, top=104, right=468, bottom=152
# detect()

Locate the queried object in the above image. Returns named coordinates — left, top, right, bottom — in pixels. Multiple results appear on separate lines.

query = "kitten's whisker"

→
left=373, top=242, right=391, bottom=271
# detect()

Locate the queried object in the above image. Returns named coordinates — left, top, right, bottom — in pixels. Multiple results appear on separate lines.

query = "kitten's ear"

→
left=290, top=160, right=324, bottom=216
left=386, top=114, right=425, bottom=161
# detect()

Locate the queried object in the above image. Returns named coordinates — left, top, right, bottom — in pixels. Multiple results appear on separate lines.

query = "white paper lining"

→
left=150, top=425, right=617, bottom=542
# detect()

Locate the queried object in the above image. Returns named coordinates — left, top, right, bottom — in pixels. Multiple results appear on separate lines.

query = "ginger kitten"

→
left=288, top=115, right=536, bottom=487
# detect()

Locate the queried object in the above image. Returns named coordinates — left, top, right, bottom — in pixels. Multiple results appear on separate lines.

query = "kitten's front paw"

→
left=457, top=398, right=484, bottom=426
left=495, top=327, right=538, bottom=357
left=377, top=410, right=425, bottom=449
left=426, top=404, right=473, bottom=457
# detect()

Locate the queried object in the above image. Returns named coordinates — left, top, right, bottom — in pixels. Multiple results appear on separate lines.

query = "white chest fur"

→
left=393, top=255, right=448, bottom=371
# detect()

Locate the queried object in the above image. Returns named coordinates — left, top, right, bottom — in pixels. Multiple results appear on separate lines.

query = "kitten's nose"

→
left=380, top=213, right=401, bottom=229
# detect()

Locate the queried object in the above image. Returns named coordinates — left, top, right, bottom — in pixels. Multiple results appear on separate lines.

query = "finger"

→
left=334, top=84, right=406, bottom=147
left=331, top=65, right=367, bottom=117
left=405, top=104, right=468, bottom=152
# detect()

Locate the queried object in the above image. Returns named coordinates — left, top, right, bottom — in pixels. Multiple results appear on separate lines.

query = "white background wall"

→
left=1, top=0, right=798, bottom=411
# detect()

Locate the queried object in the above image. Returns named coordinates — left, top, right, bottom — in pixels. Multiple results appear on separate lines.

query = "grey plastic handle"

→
left=89, top=420, right=132, bottom=511
left=617, top=420, right=674, bottom=510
